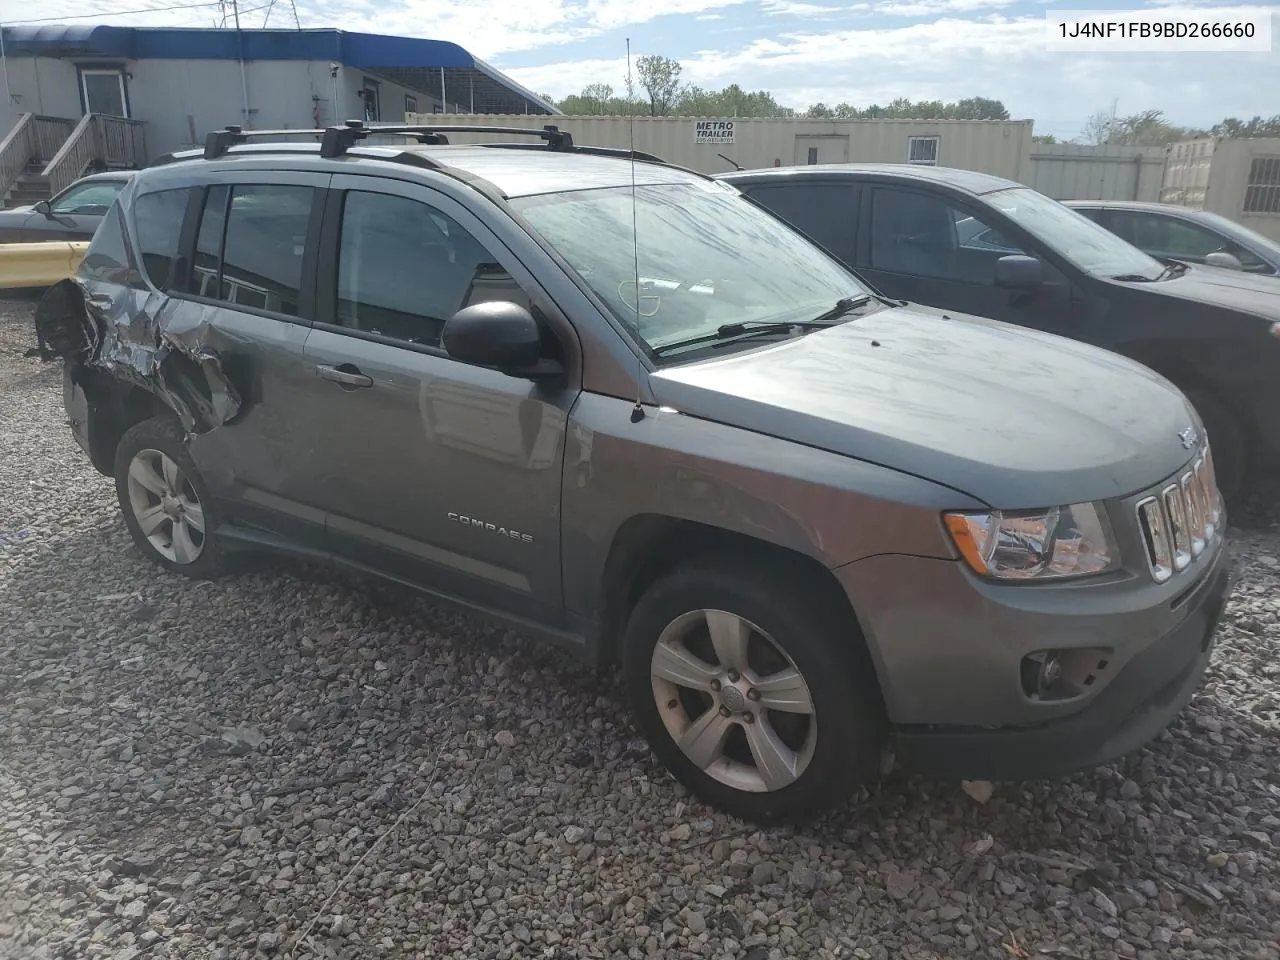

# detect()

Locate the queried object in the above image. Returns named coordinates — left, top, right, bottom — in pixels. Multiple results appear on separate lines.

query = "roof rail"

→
left=318, top=120, right=579, bottom=158
left=472, top=141, right=668, bottom=164
left=204, top=124, right=325, bottom=160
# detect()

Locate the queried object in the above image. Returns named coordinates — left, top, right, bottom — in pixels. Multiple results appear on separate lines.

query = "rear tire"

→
left=1185, top=389, right=1247, bottom=504
left=114, top=416, right=227, bottom=579
left=620, top=556, right=886, bottom=823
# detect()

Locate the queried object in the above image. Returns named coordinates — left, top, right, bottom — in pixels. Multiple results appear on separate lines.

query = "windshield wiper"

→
left=654, top=296, right=871, bottom=356
left=1109, top=273, right=1158, bottom=282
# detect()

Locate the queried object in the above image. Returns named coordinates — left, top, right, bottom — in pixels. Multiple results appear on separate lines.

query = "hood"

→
left=1128, top=263, right=1280, bottom=319
left=650, top=304, right=1201, bottom=509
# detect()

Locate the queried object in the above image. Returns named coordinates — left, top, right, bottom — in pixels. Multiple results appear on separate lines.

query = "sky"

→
left=6, top=0, right=1279, bottom=141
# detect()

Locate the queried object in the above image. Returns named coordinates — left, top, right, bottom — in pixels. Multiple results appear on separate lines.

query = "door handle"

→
left=316, top=363, right=373, bottom=389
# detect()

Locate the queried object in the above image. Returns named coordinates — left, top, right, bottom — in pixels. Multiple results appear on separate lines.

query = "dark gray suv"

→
left=36, top=123, right=1232, bottom=822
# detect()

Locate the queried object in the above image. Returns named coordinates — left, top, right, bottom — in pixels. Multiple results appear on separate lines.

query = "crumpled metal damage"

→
left=34, top=278, right=242, bottom=435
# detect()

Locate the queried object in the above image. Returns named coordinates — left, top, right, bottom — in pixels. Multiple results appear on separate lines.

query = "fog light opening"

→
left=1021, top=650, right=1064, bottom=699
left=1021, top=647, right=1114, bottom=702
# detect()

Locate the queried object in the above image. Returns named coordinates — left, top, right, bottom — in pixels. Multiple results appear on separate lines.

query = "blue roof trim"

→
left=1, top=25, right=550, bottom=111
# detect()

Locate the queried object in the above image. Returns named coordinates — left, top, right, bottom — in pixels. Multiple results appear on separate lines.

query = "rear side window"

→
left=191, top=183, right=314, bottom=317
left=133, top=188, right=195, bottom=290
left=78, top=201, right=133, bottom=285
left=743, top=183, right=856, bottom=262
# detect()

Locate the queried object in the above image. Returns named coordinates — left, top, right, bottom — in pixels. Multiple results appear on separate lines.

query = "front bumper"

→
left=835, top=525, right=1232, bottom=781
left=893, top=546, right=1230, bottom=780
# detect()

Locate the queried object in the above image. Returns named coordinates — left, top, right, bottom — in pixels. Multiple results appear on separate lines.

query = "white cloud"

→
left=871, top=0, right=1018, bottom=15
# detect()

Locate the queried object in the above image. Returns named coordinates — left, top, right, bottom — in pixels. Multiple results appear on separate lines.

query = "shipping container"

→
left=1029, top=142, right=1167, bottom=202
left=397, top=113, right=1036, bottom=181
left=1160, top=137, right=1280, bottom=243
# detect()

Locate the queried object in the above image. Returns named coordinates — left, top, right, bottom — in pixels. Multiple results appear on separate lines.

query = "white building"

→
left=0, top=25, right=555, bottom=204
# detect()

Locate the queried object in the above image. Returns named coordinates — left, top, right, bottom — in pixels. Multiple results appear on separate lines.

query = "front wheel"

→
left=621, top=557, right=886, bottom=823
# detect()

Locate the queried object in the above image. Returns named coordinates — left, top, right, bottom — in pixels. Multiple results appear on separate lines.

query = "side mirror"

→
left=442, top=301, right=561, bottom=380
left=1203, top=251, right=1243, bottom=271
left=33, top=200, right=53, bottom=218
left=995, top=254, right=1043, bottom=289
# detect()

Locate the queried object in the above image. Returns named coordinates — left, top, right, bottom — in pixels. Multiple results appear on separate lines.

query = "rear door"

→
left=157, top=172, right=332, bottom=549
left=294, top=174, right=577, bottom=622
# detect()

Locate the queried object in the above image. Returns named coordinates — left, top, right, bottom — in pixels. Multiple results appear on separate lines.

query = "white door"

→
left=794, top=136, right=849, bottom=166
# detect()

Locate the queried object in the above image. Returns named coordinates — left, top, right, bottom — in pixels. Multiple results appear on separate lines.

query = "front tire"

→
left=621, top=557, right=886, bottom=823
left=114, top=416, right=226, bottom=579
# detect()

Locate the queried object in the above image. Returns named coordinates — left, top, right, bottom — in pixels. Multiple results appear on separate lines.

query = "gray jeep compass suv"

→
left=36, top=123, right=1232, bottom=822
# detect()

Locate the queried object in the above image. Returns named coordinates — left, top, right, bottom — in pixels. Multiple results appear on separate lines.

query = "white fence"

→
left=1028, top=143, right=1168, bottom=202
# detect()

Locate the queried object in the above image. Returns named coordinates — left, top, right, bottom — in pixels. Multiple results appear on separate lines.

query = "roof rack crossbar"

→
left=319, top=120, right=577, bottom=158
left=204, top=125, right=325, bottom=160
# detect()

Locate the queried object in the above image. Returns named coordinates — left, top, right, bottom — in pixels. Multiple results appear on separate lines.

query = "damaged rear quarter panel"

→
left=33, top=182, right=244, bottom=439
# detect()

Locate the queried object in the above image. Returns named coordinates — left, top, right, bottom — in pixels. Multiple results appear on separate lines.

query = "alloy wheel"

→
left=125, top=448, right=206, bottom=564
left=650, top=608, right=817, bottom=793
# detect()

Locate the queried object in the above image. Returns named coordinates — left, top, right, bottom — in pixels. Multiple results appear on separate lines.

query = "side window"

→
left=78, top=201, right=133, bottom=284
left=743, top=184, right=856, bottom=262
left=335, top=190, right=529, bottom=348
left=870, top=188, right=1026, bottom=282
left=1113, top=211, right=1268, bottom=270
left=190, top=184, right=313, bottom=316
left=51, top=180, right=126, bottom=215
left=132, top=187, right=196, bottom=290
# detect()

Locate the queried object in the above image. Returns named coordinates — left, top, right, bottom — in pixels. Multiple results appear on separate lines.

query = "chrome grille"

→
left=1135, top=447, right=1222, bottom=583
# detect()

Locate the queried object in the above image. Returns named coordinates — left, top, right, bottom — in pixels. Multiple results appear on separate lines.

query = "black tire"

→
left=1185, top=389, right=1247, bottom=504
left=620, top=556, right=886, bottom=823
left=113, top=416, right=227, bottom=579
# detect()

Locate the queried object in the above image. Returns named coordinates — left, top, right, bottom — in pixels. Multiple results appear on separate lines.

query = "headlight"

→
left=944, top=502, right=1117, bottom=581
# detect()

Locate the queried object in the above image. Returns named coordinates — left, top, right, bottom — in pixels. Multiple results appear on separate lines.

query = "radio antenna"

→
left=626, top=36, right=646, bottom=424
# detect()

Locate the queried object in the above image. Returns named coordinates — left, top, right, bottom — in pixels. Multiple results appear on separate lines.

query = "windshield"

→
left=510, top=181, right=868, bottom=358
left=1195, top=210, right=1280, bottom=259
left=987, top=187, right=1167, bottom=280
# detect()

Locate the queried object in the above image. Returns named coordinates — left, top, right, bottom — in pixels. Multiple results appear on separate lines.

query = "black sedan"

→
left=0, top=171, right=133, bottom=243
left=1064, top=200, right=1280, bottom=278
left=718, top=163, right=1280, bottom=499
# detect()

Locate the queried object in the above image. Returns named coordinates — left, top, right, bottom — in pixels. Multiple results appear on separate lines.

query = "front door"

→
left=855, top=184, right=1080, bottom=335
left=297, top=176, right=576, bottom=622
left=80, top=68, right=129, bottom=117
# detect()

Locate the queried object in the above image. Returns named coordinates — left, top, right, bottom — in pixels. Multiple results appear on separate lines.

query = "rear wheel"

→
left=621, top=557, right=885, bottom=823
left=1185, top=389, right=1247, bottom=503
left=114, top=416, right=226, bottom=578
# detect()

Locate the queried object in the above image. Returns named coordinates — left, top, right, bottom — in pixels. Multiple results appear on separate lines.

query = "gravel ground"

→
left=2, top=295, right=1280, bottom=960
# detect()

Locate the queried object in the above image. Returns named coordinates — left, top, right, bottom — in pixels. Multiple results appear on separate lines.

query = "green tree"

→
left=804, top=96, right=1009, bottom=120
left=1032, top=134, right=1057, bottom=144
left=1211, top=114, right=1280, bottom=138
left=635, top=54, right=683, bottom=116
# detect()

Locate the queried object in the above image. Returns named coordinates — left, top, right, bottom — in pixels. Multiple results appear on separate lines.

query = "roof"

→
left=1062, top=200, right=1200, bottom=214
left=717, top=163, right=1023, bottom=196
left=148, top=141, right=708, bottom=198
left=1, top=25, right=556, bottom=116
